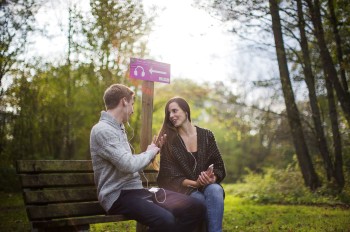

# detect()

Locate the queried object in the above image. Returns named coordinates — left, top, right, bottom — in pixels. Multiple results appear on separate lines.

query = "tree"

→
left=269, top=0, right=320, bottom=190
left=305, top=0, right=350, bottom=125
left=84, top=0, right=153, bottom=84
left=2, top=0, right=154, bottom=161
left=325, top=73, right=344, bottom=189
left=81, top=0, right=153, bottom=154
left=0, top=0, right=41, bottom=94
left=0, top=1, right=43, bottom=181
left=296, top=0, right=334, bottom=182
left=198, top=0, right=349, bottom=190
left=327, top=0, right=348, bottom=93
left=206, top=81, right=283, bottom=181
left=0, top=0, right=43, bottom=167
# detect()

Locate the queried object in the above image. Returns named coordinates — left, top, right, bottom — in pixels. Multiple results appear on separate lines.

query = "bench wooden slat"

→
left=17, top=160, right=159, bottom=231
left=17, top=160, right=93, bottom=173
left=17, top=160, right=159, bottom=174
left=27, top=202, right=105, bottom=220
left=19, top=172, right=157, bottom=188
left=19, top=173, right=95, bottom=188
left=24, top=188, right=98, bottom=204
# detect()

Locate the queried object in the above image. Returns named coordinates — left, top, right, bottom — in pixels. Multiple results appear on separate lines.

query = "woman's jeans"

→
left=108, top=188, right=206, bottom=232
left=190, top=183, right=224, bottom=232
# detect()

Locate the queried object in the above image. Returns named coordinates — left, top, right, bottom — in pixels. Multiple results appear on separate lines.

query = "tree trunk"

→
left=296, top=0, right=334, bottom=181
left=269, top=0, right=320, bottom=190
left=325, top=75, right=345, bottom=190
left=328, top=0, right=349, bottom=93
left=306, top=0, right=350, bottom=125
left=65, top=6, right=74, bottom=159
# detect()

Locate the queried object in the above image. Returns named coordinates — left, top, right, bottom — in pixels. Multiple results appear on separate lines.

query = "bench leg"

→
left=136, top=221, right=206, bottom=232
left=195, top=220, right=207, bottom=232
left=136, top=222, right=148, bottom=232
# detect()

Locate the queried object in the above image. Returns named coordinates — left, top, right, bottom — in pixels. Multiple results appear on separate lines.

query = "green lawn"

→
left=0, top=192, right=29, bottom=232
left=1, top=191, right=349, bottom=232
left=222, top=197, right=350, bottom=232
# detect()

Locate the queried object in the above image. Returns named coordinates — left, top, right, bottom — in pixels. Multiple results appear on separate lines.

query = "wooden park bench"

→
left=16, top=160, right=158, bottom=232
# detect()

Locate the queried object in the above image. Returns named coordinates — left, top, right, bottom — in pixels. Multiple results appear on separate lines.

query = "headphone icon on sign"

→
left=134, top=66, right=145, bottom=77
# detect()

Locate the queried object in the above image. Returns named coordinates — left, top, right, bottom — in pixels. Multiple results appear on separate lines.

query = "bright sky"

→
left=141, top=0, right=284, bottom=107
left=24, top=0, right=282, bottom=108
left=29, top=0, right=239, bottom=84
left=143, top=0, right=236, bottom=84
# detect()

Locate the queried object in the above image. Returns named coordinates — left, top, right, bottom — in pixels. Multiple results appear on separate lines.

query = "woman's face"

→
left=168, top=102, right=188, bottom=128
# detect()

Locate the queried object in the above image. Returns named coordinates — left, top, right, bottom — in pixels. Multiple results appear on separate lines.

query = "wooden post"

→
left=140, top=81, right=154, bottom=152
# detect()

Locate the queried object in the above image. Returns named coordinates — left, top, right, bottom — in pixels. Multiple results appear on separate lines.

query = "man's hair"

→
left=103, top=84, right=135, bottom=110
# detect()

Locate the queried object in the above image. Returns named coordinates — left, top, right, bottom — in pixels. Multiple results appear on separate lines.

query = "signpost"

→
left=129, top=58, right=170, bottom=158
left=130, top=58, right=170, bottom=84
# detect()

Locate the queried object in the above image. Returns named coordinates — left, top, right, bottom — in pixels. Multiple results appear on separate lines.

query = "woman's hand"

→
left=197, top=171, right=216, bottom=187
left=153, top=134, right=167, bottom=149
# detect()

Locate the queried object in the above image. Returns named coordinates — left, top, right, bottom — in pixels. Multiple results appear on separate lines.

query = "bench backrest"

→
left=16, top=160, right=158, bottom=222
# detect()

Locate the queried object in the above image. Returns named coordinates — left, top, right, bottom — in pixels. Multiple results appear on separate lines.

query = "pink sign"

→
left=130, top=58, right=170, bottom=84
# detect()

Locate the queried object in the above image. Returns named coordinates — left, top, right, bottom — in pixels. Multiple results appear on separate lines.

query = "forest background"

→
left=1, top=0, right=350, bottom=206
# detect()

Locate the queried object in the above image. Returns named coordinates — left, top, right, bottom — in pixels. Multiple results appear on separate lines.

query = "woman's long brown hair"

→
left=152, top=97, right=191, bottom=170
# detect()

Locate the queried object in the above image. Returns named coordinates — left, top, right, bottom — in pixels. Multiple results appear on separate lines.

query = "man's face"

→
left=124, top=98, right=134, bottom=123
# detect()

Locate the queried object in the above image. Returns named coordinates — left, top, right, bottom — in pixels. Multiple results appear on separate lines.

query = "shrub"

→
left=224, top=164, right=350, bottom=205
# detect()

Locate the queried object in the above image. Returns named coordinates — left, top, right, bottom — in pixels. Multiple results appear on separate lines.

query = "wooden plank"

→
left=140, top=81, right=154, bottom=152
left=16, top=160, right=93, bottom=174
left=17, top=160, right=160, bottom=231
left=20, top=172, right=157, bottom=188
left=27, top=202, right=105, bottom=220
left=24, top=188, right=98, bottom=204
left=19, top=173, right=95, bottom=188
left=31, top=215, right=129, bottom=229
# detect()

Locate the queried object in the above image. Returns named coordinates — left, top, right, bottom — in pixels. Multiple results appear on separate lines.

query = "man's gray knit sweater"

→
left=90, top=111, right=157, bottom=212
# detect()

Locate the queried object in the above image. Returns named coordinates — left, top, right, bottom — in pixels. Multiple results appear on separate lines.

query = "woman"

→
left=157, top=97, right=226, bottom=232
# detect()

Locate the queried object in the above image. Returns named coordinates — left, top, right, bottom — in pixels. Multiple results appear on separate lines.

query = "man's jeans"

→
left=108, top=188, right=206, bottom=232
left=190, top=184, right=224, bottom=232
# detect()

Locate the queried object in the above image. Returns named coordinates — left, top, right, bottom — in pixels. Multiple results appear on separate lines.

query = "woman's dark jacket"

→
left=157, top=126, right=226, bottom=195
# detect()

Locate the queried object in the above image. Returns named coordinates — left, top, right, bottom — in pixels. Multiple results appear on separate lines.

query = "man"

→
left=90, top=84, right=206, bottom=232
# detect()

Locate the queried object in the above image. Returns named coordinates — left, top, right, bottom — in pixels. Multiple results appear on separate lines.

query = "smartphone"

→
left=207, top=164, right=214, bottom=173
left=149, top=187, right=160, bottom=193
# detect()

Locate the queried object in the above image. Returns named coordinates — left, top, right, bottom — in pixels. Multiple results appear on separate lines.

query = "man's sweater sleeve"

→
left=93, top=128, right=156, bottom=173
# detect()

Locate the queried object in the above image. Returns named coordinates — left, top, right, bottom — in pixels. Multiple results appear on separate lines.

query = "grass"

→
left=1, top=190, right=349, bottom=232
left=222, top=196, right=350, bottom=232
left=0, top=192, right=29, bottom=232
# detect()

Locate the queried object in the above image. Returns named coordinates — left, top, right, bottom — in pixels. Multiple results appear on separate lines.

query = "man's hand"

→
left=146, top=143, right=160, bottom=155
